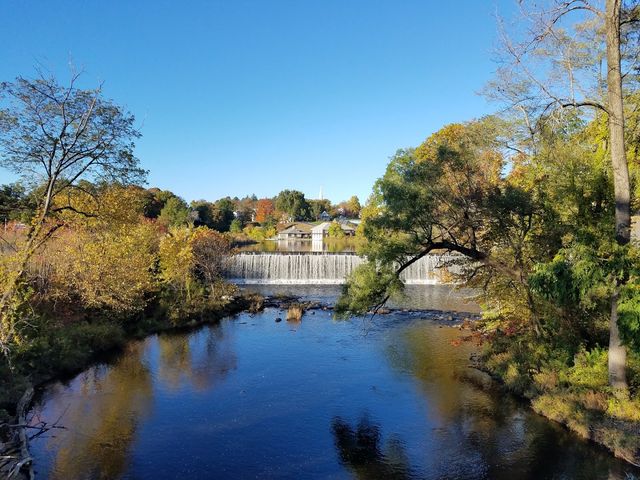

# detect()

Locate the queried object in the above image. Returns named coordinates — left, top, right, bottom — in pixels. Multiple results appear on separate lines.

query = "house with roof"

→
left=277, top=222, right=313, bottom=240
left=311, top=221, right=357, bottom=240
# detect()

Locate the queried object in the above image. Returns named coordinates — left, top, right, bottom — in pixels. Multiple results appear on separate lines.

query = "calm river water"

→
left=28, top=286, right=639, bottom=479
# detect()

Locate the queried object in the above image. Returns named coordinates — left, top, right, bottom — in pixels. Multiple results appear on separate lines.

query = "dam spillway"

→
left=225, top=252, right=454, bottom=285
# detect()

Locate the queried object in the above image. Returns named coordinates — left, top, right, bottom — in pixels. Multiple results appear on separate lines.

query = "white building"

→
left=311, top=221, right=357, bottom=241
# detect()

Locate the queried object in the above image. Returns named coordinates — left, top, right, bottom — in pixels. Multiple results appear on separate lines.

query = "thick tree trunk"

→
left=605, top=0, right=631, bottom=392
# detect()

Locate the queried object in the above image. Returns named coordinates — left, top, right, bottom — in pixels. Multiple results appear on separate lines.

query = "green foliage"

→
left=243, top=225, right=276, bottom=241
left=229, top=218, right=243, bottom=233
left=335, top=262, right=403, bottom=317
left=211, top=198, right=236, bottom=232
left=158, top=196, right=191, bottom=227
left=530, top=242, right=640, bottom=352
left=619, top=279, right=640, bottom=351
left=567, top=347, right=609, bottom=390
left=191, top=200, right=216, bottom=228
left=275, top=189, right=311, bottom=221
left=141, top=188, right=175, bottom=219
left=339, top=119, right=515, bottom=318
left=0, top=183, right=33, bottom=223
left=346, top=195, right=361, bottom=217
left=327, top=221, right=345, bottom=238
left=189, top=198, right=235, bottom=232
left=309, top=199, right=332, bottom=220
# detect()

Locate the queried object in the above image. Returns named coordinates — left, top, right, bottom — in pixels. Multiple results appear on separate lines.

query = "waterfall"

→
left=226, top=252, right=456, bottom=285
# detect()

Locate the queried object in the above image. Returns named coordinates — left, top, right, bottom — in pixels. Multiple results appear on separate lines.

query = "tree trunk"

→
left=608, top=287, right=628, bottom=391
left=605, top=0, right=631, bottom=392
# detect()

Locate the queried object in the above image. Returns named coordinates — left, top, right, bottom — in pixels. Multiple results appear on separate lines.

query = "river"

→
left=26, top=285, right=639, bottom=479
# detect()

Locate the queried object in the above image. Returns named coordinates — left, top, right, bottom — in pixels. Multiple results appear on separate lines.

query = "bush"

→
left=567, top=347, right=609, bottom=390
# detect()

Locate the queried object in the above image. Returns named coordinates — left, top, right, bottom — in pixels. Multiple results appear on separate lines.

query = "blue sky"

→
left=0, top=0, right=514, bottom=203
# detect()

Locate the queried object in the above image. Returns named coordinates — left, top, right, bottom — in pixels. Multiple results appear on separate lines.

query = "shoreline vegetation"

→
left=1, top=1, right=640, bottom=475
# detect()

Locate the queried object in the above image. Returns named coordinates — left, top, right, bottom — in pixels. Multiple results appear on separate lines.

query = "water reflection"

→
left=237, top=239, right=358, bottom=253
left=389, top=321, right=635, bottom=480
left=40, top=343, right=153, bottom=480
left=27, top=302, right=640, bottom=480
left=156, top=326, right=237, bottom=392
left=332, top=415, right=414, bottom=479
left=31, top=325, right=236, bottom=479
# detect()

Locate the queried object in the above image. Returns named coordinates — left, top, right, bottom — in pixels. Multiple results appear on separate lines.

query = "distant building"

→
left=277, top=222, right=313, bottom=240
left=339, top=222, right=357, bottom=236
left=311, top=221, right=356, bottom=240
left=319, top=210, right=331, bottom=221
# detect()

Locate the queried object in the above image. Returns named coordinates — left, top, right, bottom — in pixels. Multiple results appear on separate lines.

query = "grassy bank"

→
left=0, top=292, right=264, bottom=422
left=482, top=337, right=640, bottom=466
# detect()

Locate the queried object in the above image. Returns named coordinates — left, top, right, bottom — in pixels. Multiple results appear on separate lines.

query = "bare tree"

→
left=191, top=229, right=234, bottom=297
left=490, top=0, right=639, bottom=392
left=0, top=70, right=145, bottom=352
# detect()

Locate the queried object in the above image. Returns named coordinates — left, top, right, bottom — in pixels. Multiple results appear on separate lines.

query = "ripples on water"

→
left=27, top=287, right=639, bottom=479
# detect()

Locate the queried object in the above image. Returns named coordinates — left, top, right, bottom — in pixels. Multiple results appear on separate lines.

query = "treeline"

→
left=338, top=0, right=640, bottom=463
left=0, top=184, right=362, bottom=233
left=0, top=181, right=238, bottom=322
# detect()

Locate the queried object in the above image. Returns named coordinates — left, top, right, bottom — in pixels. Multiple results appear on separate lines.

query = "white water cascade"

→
left=226, top=252, right=456, bottom=285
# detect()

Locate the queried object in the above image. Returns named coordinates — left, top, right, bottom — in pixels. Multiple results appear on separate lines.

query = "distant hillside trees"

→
left=159, top=197, right=191, bottom=228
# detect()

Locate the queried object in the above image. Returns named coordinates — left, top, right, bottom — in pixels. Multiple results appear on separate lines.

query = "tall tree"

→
left=489, top=0, right=639, bottom=392
left=337, top=120, right=514, bottom=317
left=211, top=198, right=235, bottom=232
left=0, top=71, right=144, bottom=350
left=346, top=195, right=362, bottom=217
left=275, top=189, right=311, bottom=221
left=309, top=199, right=332, bottom=220
left=0, top=183, right=32, bottom=223
left=190, top=200, right=215, bottom=228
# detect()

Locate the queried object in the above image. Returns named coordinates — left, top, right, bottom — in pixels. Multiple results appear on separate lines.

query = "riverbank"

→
left=4, top=290, right=638, bottom=476
left=480, top=339, right=640, bottom=467
left=0, top=292, right=266, bottom=479
left=20, top=305, right=638, bottom=479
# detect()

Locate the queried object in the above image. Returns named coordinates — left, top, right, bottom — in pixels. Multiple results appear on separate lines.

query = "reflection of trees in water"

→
left=38, top=324, right=237, bottom=480
left=331, top=416, right=413, bottom=480
left=45, top=342, right=153, bottom=480
left=386, top=324, right=476, bottom=421
left=157, top=324, right=237, bottom=392
left=389, top=323, right=634, bottom=480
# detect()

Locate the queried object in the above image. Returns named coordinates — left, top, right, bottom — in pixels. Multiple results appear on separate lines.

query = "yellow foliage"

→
left=159, top=227, right=196, bottom=298
left=53, top=222, right=159, bottom=314
left=54, top=184, right=146, bottom=230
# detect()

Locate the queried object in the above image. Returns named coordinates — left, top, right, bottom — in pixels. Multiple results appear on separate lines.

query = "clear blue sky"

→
left=0, top=0, right=514, bottom=204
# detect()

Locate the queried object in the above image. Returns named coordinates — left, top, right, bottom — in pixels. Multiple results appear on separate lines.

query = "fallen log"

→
left=0, top=386, right=34, bottom=480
